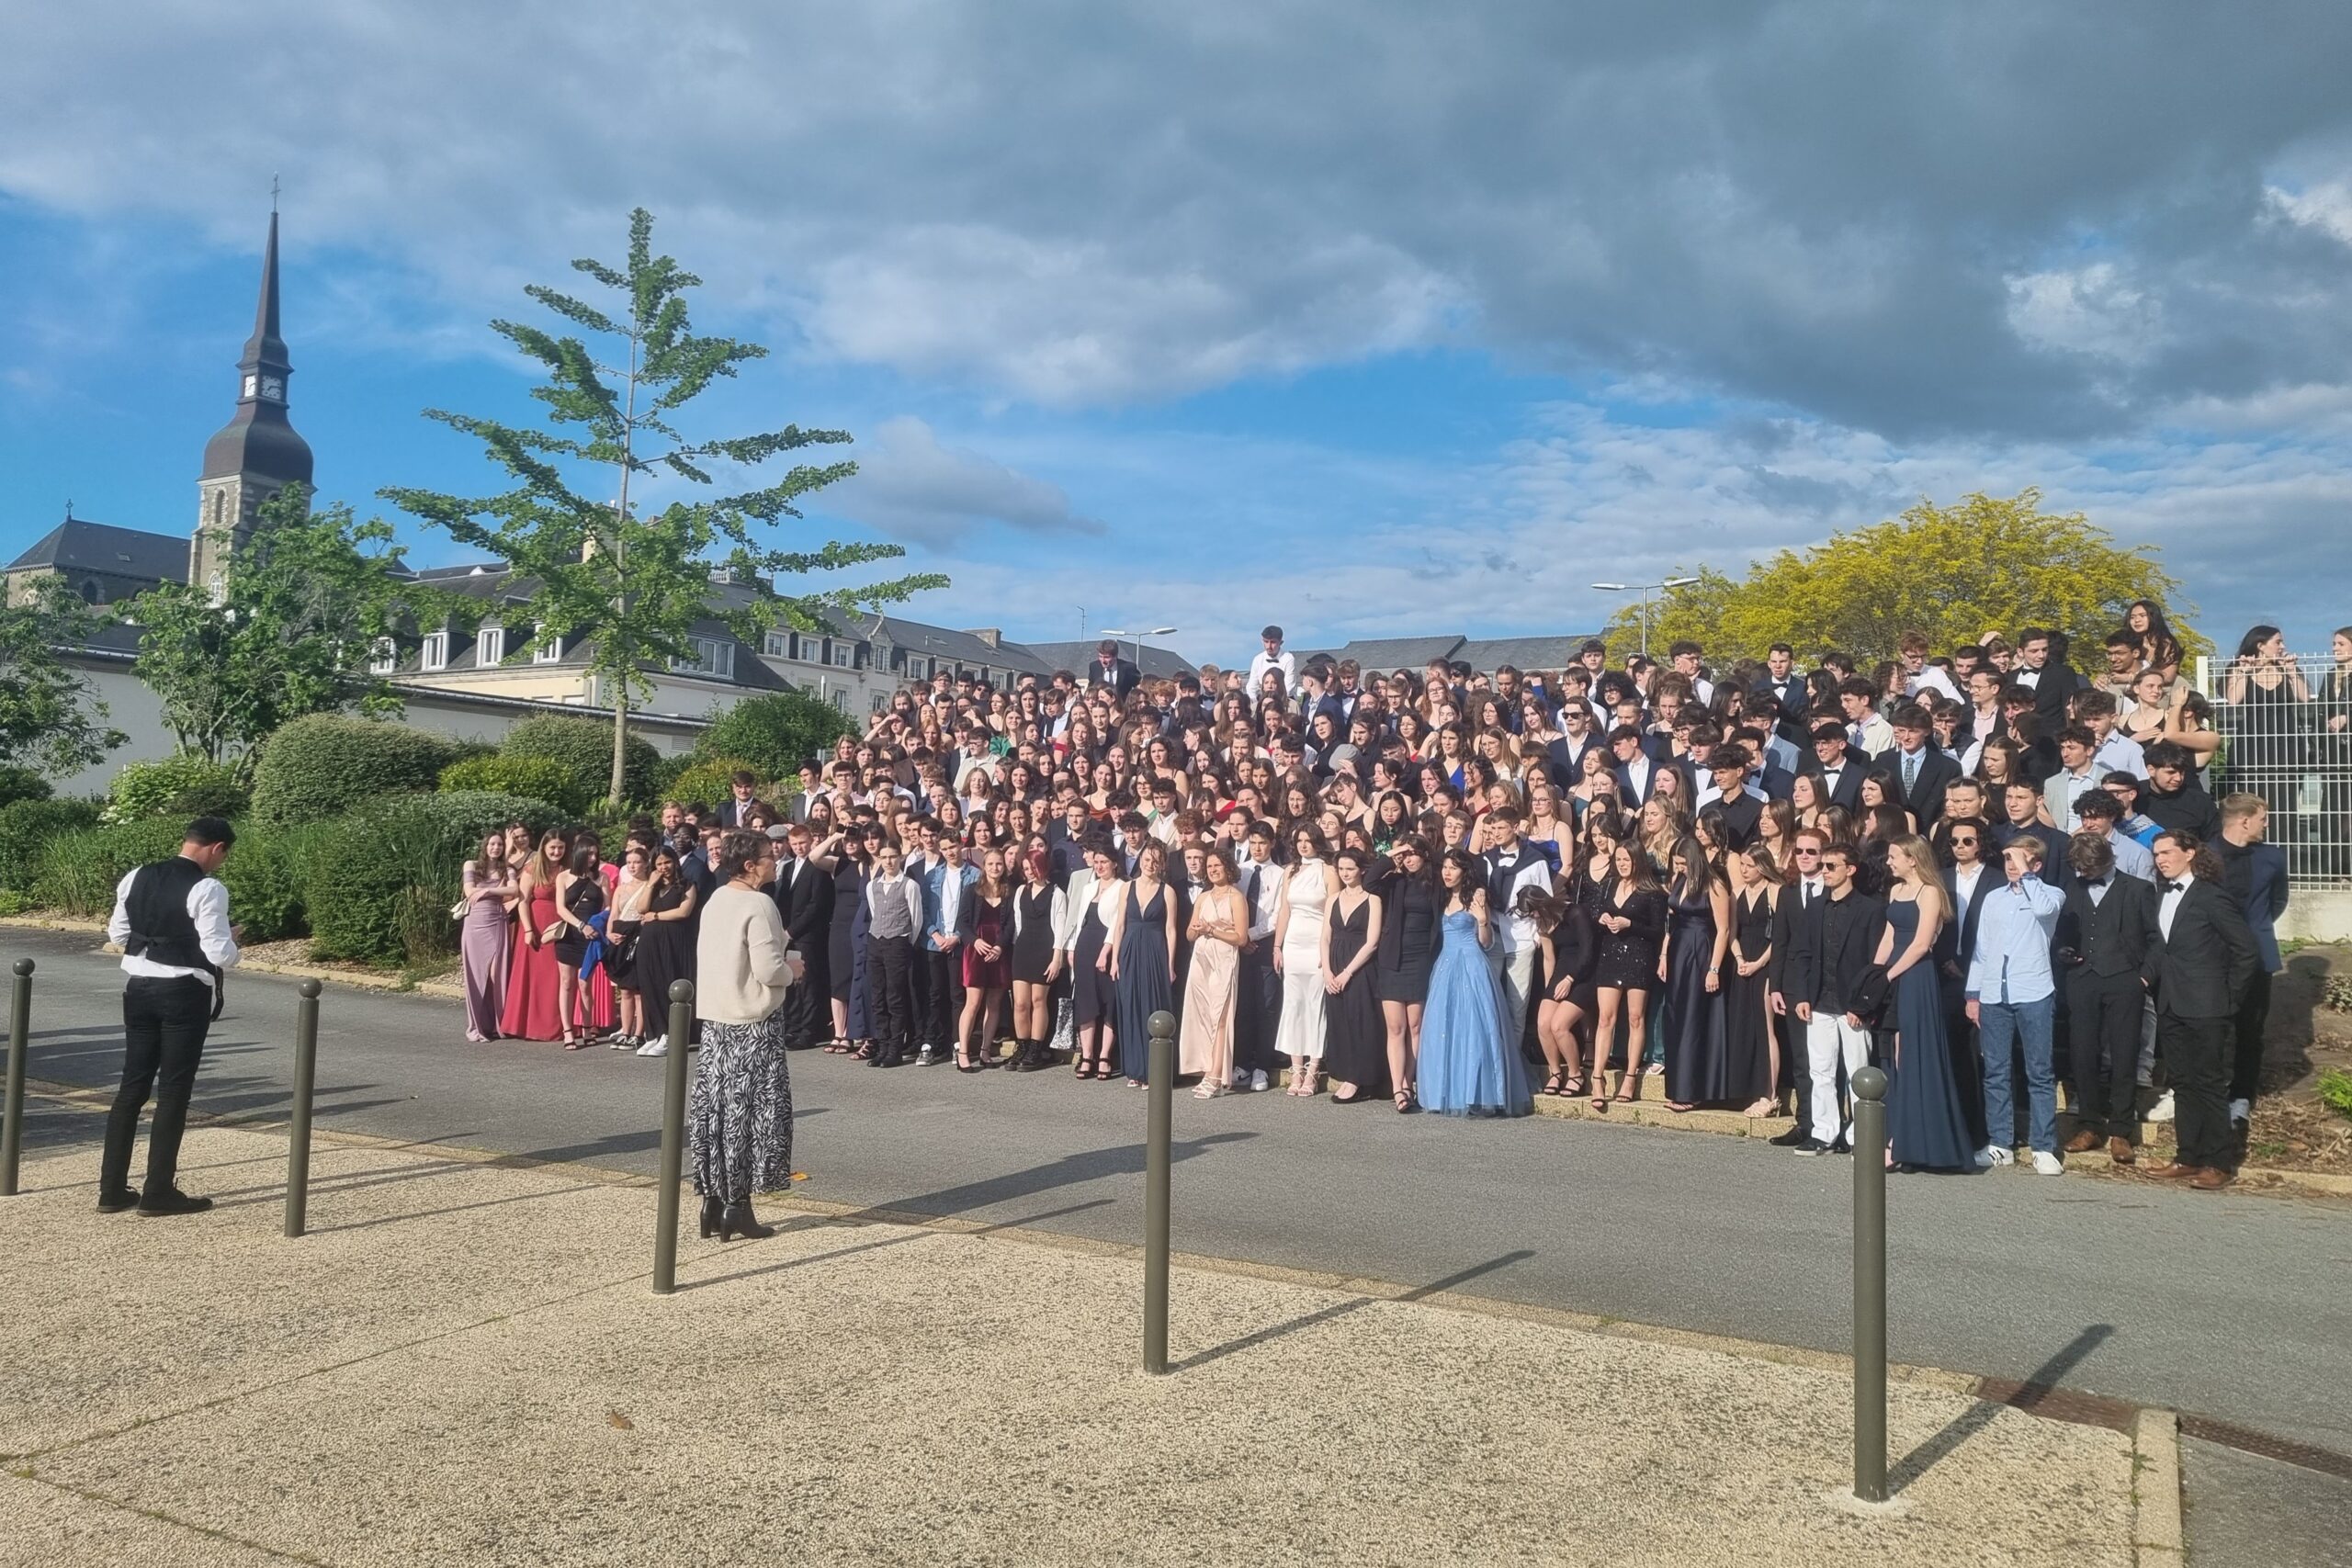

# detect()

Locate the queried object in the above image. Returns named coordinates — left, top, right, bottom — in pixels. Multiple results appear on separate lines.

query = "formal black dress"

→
left=1592, top=888, right=1667, bottom=989
left=633, top=881, right=696, bottom=1031
left=1011, top=884, right=1058, bottom=984
left=1375, top=874, right=1437, bottom=1004
left=827, top=861, right=865, bottom=1004
left=1322, top=895, right=1389, bottom=1097
left=1720, top=889, right=1775, bottom=1103
left=1114, top=884, right=1174, bottom=1080
left=1659, top=878, right=1730, bottom=1103
left=554, top=875, right=603, bottom=969
left=1073, top=895, right=1115, bottom=1026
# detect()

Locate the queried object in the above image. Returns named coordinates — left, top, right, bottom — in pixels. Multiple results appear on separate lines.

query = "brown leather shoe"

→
left=2143, top=1161, right=2201, bottom=1181
left=2063, top=1127, right=2103, bottom=1155
left=2107, top=1137, right=2135, bottom=1166
left=2188, top=1167, right=2235, bottom=1191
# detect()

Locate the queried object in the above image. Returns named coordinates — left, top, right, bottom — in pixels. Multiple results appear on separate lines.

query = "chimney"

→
left=964, top=627, right=1001, bottom=649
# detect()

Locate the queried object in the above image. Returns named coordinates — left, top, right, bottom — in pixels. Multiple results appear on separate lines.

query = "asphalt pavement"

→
left=10, top=927, right=2352, bottom=1475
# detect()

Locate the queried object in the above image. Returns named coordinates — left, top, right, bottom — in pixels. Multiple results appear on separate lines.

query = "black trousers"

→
left=103, top=976, right=213, bottom=1199
left=1233, top=943, right=1283, bottom=1076
left=2156, top=1011, right=2234, bottom=1170
left=923, top=946, right=965, bottom=1048
left=2230, top=967, right=2271, bottom=1104
left=866, top=937, right=915, bottom=1058
left=783, top=947, right=830, bottom=1046
left=2065, top=968, right=2146, bottom=1142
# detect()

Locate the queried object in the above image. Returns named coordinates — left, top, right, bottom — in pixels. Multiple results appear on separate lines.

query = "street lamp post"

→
left=1101, top=626, right=1178, bottom=672
left=1590, top=578, right=1700, bottom=659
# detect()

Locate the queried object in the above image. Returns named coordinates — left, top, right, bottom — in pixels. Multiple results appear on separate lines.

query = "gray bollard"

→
left=284, top=980, right=322, bottom=1236
left=1, top=958, right=29, bottom=1198
left=1849, top=1063, right=1889, bottom=1504
left=1143, top=1008, right=1176, bottom=1374
left=652, top=979, right=695, bottom=1296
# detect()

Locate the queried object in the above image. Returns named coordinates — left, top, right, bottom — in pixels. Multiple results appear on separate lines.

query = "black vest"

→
left=126, top=856, right=212, bottom=971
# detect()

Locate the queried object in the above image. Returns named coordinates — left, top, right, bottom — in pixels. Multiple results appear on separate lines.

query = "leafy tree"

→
left=0, top=576, right=126, bottom=777
left=128, top=489, right=434, bottom=776
left=384, top=207, right=945, bottom=807
left=693, top=690, right=854, bottom=780
left=1601, top=490, right=2204, bottom=671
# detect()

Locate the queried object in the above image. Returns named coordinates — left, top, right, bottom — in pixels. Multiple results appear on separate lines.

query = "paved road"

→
left=12, top=928, right=2352, bottom=1477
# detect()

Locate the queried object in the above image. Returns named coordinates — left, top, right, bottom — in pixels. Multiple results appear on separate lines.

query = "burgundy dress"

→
left=963, top=893, right=1011, bottom=988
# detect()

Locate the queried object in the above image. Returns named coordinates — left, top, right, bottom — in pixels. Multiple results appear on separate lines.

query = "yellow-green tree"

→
left=1603, top=490, right=2205, bottom=672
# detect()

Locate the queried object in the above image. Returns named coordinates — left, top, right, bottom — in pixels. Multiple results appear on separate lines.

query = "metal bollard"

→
left=1143, top=1009, right=1176, bottom=1374
left=1849, top=1063, right=1889, bottom=1504
left=284, top=980, right=322, bottom=1236
left=652, top=979, right=695, bottom=1296
left=1, top=958, right=30, bottom=1198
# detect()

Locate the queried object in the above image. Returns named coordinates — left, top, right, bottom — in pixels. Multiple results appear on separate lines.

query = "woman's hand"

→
left=1552, top=979, right=1572, bottom=1001
left=1046, top=954, right=1064, bottom=982
left=1704, top=968, right=1720, bottom=993
left=1322, top=968, right=1342, bottom=995
left=1657, top=954, right=1668, bottom=982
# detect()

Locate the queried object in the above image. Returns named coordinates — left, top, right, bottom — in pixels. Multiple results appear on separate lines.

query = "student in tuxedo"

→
left=771, top=823, right=835, bottom=1047
left=1765, top=829, right=1828, bottom=1145
left=1875, top=704, right=1957, bottom=827
left=1937, top=816, right=1995, bottom=1146
left=1611, top=725, right=1664, bottom=806
left=2142, top=830, right=2258, bottom=1190
left=1806, top=722, right=1868, bottom=814
left=1755, top=643, right=1810, bottom=749
left=1089, top=638, right=1142, bottom=702
left=1232, top=821, right=1286, bottom=1092
left=2214, top=793, right=2290, bottom=1125
left=1783, top=840, right=1885, bottom=1154
left=2013, top=626, right=2079, bottom=732
left=2056, top=833, right=2160, bottom=1164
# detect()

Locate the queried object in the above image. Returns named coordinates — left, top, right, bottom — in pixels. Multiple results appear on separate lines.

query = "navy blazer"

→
left=2217, top=839, right=2290, bottom=973
left=1872, top=744, right=1960, bottom=828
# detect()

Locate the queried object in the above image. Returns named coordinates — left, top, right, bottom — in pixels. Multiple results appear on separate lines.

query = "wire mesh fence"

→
left=2195, top=652, right=2352, bottom=892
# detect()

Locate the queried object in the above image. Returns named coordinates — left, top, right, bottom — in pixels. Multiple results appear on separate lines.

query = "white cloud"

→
left=827, top=416, right=1105, bottom=546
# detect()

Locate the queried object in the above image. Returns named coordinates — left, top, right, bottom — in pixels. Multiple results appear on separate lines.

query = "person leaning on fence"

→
left=690, top=829, right=805, bottom=1243
left=99, top=816, right=243, bottom=1216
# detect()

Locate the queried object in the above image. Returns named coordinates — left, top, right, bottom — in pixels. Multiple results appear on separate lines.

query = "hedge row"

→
left=250, top=714, right=466, bottom=827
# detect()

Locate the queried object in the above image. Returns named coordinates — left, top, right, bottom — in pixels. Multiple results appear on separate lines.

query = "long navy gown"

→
left=1883, top=898, right=1975, bottom=1171
left=1114, top=883, right=1175, bottom=1082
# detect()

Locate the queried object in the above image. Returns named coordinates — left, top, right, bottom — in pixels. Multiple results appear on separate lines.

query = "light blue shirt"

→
left=2106, top=829, right=2154, bottom=884
left=1964, top=874, right=2065, bottom=1006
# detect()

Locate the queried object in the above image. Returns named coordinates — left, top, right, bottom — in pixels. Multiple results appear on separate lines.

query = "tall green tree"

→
left=1601, top=490, right=2204, bottom=671
left=129, top=489, right=433, bottom=775
left=384, top=208, right=944, bottom=807
left=0, top=577, right=126, bottom=777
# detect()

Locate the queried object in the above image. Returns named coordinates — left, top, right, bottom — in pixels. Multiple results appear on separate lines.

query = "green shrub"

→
left=439, top=753, right=592, bottom=817
left=2319, top=1068, right=2352, bottom=1122
left=500, top=715, right=663, bottom=808
left=693, top=691, right=852, bottom=780
left=104, top=755, right=251, bottom=825
left=665, top=757, right=768, bottom=812
left=0, top=766, right=52, bottom=810
left=29, top=818, right=190, bottom=917
left=250, top=715, right=461, bottom=827
left=0, top=797, right=101, bottom=892
left=302, top=790, right=553, bottom=965
left=218, top=823, right=322, bottom=943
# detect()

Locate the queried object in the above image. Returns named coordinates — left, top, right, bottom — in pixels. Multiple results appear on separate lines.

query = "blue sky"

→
left=6, top=3, right=2352, bottom=665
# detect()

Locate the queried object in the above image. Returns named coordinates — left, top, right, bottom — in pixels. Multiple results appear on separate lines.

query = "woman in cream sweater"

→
left=691, top=829, right=804, bottom=1242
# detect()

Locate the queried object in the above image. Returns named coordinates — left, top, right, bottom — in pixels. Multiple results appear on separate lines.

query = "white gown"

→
left=1276, top=859, right=1330, bottom=1060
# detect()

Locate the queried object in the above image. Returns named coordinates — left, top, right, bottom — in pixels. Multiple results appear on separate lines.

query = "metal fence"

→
left=2194, top=652, right=2352, bottom=891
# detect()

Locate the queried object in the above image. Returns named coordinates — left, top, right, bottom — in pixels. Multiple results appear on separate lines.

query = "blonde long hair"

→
left=1885, top=834, right=1951, bottom=925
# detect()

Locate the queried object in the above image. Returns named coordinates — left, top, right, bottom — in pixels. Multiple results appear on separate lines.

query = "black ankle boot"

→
left=698, top=1196, right=723, bottom=1238
left=718, top=1200, right=774, bottom=1242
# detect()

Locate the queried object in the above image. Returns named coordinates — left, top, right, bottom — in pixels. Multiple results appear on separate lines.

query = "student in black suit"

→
left=2014, top=626, right=2079, bottom=732
left=2141, top=829, right=2258, bottom=1190
left=1088, top=639, right=1142, bottom=702
left=1609, top=725, right=1665, bottom=806
left=1783, top=841, right=1887, bottom=1154
left=1805, top=722, right=1868, bottom=814
left=1937, top=815, right=1996, bottom=1145
left=714, top=771, right=768, bottom=829
left=1874, top=704, right=1958, bottom=827
left=1765, top=827, right=1829, bottom=1146
left=771, top=822, right=835, bottom=1047
left=1754, top=643, right=1810, bottom=749
left=2055, top=833, right=2160, bottom=1164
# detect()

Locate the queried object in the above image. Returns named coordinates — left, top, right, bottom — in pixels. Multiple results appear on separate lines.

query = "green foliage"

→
left=302, top=790, right=552, bottom=965
left=250, top=715, right=461, bottom=828
left=663, top=757, right=766, bottom=812
left=218, top=823, right=322, bottom=944
left=439, top=752, right=593, bottom=817
left=499, top=715, right=663, bottom=808
left=104, top=755, right=251, bottom=825
left=0, top=767, right=52, bottom=810
left=29, top=818, right=189, bottom=916
left=128, top=490, right=448, bottom=773
left=0, top=576, right=126, bottom=777
left=0, top=796, right=101, bottom=891
left=2317, top=1068, right=2352, bottom=1122
left=693, top=690, right=851, bottom=779
left=2325, top=976, right=2352, bottom=1015
left=383, top=207, right=944, bottom=806
left=1600, top=490, right=2206, bottom=672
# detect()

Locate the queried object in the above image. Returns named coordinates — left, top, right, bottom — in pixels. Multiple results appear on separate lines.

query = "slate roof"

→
left=1021, top=639, right=1197, bottom=679
left=6, top=520, right=187, bottom=585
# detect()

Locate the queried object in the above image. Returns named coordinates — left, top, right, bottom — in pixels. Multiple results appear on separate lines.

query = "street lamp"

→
left=1590, top=578, right=1701, bottom=660
left=1101, top=626, right=1177, bottom=672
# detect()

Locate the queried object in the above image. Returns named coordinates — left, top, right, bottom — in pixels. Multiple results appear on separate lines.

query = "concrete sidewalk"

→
left=1, top=1117, right=2154, bottom=1567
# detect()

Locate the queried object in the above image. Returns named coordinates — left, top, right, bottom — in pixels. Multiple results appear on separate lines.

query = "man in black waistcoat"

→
left=100, top=817, right=243, bottom=1215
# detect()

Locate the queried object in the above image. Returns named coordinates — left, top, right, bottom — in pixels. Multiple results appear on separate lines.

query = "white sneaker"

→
left=1974, top=1145, right=2015, bottom=1169
left=2031, top=1151, right=2064, bottom=1177
left=1250, top=1069, right=1271, bottom=1093
left=2229, top=1097, right=2251, bottom=1124
left=636, top=1036, right=667, bottom=1057
left=916, top=1043, right=936, bottom=1066
left=2146, top=1089, right=2176, bottom=1122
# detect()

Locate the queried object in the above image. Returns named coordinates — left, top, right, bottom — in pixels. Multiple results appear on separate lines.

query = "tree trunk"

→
left=609, top=691, right=629, bottom=808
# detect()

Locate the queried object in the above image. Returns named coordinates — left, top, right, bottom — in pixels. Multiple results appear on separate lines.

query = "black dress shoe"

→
left=698, top=1196, right=724, bottom=1239
left=97, top=1189, right=140, bottom=1214
left=136, top=1189, right=214, bottom=1216
left=718, top=1201, right=774, bottom=1242
left=1767, top=1126, right=1810, bottom=1147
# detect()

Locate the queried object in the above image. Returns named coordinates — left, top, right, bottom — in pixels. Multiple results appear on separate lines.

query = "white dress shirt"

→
left=108, top=864, right=241, bottom=986
left=2159, top=871, right=2190, bottom=940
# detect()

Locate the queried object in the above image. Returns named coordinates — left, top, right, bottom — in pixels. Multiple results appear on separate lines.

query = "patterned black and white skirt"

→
left=690, top=1013, right=794, bottom=1201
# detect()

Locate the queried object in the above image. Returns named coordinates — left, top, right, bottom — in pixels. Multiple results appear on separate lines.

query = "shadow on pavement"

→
left=681, top=1197, right=1120, bottom=1292
left=1892, top=1323, right=2115, bottom=1493
left=1170, top=1248, right=1538, bottom=1372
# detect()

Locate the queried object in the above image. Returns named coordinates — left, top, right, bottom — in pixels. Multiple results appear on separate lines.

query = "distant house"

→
left=1291, top=633, right=1599, bottom=674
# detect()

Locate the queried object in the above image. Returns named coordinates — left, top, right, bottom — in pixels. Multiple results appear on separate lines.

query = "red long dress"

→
left=501, top=881, right=563, bottom=1041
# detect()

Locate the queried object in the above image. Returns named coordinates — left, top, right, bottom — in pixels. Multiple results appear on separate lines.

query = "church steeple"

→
left=193, top=203, right=313, bottom=594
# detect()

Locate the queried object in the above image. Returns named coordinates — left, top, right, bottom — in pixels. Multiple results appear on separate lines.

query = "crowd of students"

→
left=452, top=604, right=2322, bottom=1179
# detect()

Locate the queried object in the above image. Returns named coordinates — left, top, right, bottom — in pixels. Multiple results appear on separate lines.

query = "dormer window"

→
left=369, top=637, right=397, bottom=674
left=477, top=625, right=505, bottom=666
left=420, top=631, right=449, bottom=671
left=534, top=628, right=563, bottom=664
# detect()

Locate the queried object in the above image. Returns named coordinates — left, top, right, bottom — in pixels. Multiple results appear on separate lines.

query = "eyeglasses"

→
left=1950, top=836, right=1979, bottom=848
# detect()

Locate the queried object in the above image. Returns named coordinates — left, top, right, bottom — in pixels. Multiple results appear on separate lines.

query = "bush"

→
left=665, top=757, right=768, bottom=813
left=250, top=715, right=461, bottom=827
left=29, top=818, right=190, bottom=917
left=500, top=715, right=663, bottom=808
left=0, top=796, right=101, bottom=891
left=0, top=766, right=52, bottom=810
left=693, top=691, right=852, bottom=781
left=302, top=790, right=553, bottom=965
left=104, top=755, right=251, bottom=825
left=439, top=753, right=593, bottom=817
left=2320, top=1067, right=2352, bottom=1122
left=219, top=823, right=322, bottom=943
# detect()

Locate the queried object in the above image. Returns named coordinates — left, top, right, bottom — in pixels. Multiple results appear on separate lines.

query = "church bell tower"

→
left=192, top=206, right=313, bottom=598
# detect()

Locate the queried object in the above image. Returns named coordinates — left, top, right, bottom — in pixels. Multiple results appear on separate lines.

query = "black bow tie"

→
left=2160, top=879, right=2184, bottom=894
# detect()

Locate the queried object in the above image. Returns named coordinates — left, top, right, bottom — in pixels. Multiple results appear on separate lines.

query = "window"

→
left=831, top=689, right=849, bottom=712
left=669, top=636, right=736, bottom=680
left=534, top=628, right=563, bottom=664
left=831, top=642, right=852, bottom=667
left=871, top=693, right=888, bottom=714
left=477, top=625, right=505, bottom=666
left=420, top=632, right=448, bottom=671
left=369, top=637, right=397, bottom=674
left=763, top=630, right=789, bottom=659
